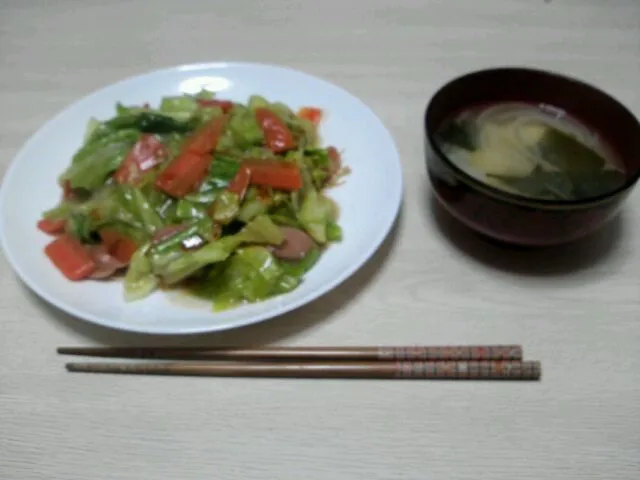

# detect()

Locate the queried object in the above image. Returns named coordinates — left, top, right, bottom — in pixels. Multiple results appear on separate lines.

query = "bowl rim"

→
left=424, top=66, right=640, bottom=209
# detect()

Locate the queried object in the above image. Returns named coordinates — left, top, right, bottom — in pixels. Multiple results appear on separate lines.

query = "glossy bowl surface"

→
left=424, top=67, right=640, bottom=246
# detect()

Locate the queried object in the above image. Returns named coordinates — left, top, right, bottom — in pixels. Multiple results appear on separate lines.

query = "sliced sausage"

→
left=152, top=223, right=189, bottom=244
left=88, top=245, right=127, bottom=279
left=271, top=227, right=315, bottom=260
left=327, top=146, right=342, bottom=178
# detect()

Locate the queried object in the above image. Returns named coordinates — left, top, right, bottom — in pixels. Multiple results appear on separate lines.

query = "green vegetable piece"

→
left=198, top=106, right=224, bottom=125
left=83, top=118, right=102, bottom=144
left=304, top=148, right=330, bottom=168
left=100, top=114, right=138, bottom=131
left=279, top=247, right=322, bottom=278
left=297, top=189, right=335, bottom=243
left=65, top=213, right=94, bottom=243
left=61, top=129, right=139, bottom=190
left=273, top=274, right=301, bottom=294
left=247, top=95, right=270, bottom=111
left=571, top=169, right=626, bottom=198
left=236, top=214, right=284, bottom=245
left=198, top=155, right=241, bottom=193
left=153, top=215, right=283, bottom=285
left=158, top=132, right=188, bottom=159
left=212, top=191, right=241, bottom=225
left=135, top=112, right=196, bottom=133
left=211, top=247, right=285, bottom=309
left=237, top=198, right=268, bottom=223
left=271, top=247, right=322, bottom=295
left=44, top=187, right=128, bottom=227
left=43, top=201, right=75, bottom=221
left=121, top=186, right=165, bottom=234
left=270, top=102, right=294, bottom=122
left=326, top=221, right=343, bottom=242
left=116, top=103, right=148, bottom=117
left=436, top=120, right=475, bottom=151
left=538, top=127, right=606, bottom=174
left=194, top=90, right=215, bottom=101
left=243, top=147, right=277, bottom=160
left=159, top=96, right=199, bottom=122
left=175, top=199, right=207, bottom=221
left=152, top=223, right=201, bottom=254
left=101, top=112, right=195, bottom=134
left=227, top=107, right=264, bottom=149
left=269, top=214, right=300, bottom=228
left=184, top=191, right=219, bottom=204
left=193, top=217, right=216, bottom=243
left=123, top=243, right=159, bottom=301
left=70, top=128, right=139, bottom=165
left=292, top=117, right=318, bottom=149
left=158, top=236, right=239, bottom=285
left=490, top=166, right=574, bottom=200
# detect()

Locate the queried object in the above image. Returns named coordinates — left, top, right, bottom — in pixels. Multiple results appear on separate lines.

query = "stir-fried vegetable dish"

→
left=37, top=91, right=347, bottom=310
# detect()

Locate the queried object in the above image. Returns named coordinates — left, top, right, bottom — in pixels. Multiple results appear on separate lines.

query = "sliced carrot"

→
left=98, top=228, right=139, bottom=264
left=155, top=151, right=212, bottom=197
left=44, top=235, right=96, bottom=281
left=183, top=115, right=228, bottom=155
left=154, top=116, right=228, bottom=197
left=37, top=218, right=66, bottom=235
left=98, top=228, right=122, bottom=250
left=197, top=99, right=234, bottom=113
left=111, top=238, right=138, bottom=264
left=114, top=134, right=166, bottom=185
left=243, top=160, right=303, bottom=191
left=297, top=107, right=323, bottom=125
left=227, top=165, right=251, bottom=199
left=254, top=108, right=296, bottom=153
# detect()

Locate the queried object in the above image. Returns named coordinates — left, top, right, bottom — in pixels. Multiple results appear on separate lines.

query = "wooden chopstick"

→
left=65, top=360, right=541, bottom=381
left=57, top=345, right=523, bottom=362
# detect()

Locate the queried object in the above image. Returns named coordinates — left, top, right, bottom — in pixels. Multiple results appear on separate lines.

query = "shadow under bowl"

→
left=424, top=67, right=640, bottom=247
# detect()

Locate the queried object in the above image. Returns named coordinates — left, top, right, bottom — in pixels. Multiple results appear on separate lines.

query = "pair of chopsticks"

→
left=58, top=345, right=541, bottom=381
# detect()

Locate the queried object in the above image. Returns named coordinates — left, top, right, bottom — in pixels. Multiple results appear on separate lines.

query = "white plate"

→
left=0, top=62, right=403, bottom=335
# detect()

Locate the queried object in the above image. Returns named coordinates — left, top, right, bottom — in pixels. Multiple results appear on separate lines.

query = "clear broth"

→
left=434, top=102, right=626, bottom=201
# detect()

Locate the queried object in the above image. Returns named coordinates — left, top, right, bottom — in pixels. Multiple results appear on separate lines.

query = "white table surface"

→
left=1, top=1, right=639, bottom=479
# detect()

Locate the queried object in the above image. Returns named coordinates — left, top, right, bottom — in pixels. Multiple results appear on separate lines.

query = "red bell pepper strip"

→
left=155, top=152, right=211, bottom=198
left=297, top=107, right=323, bottom=125
left=227, top=165, right=251, bottom=199
left=44, top=235, right=97, bottom=280
left=196, top=98, right=234, bottom=113
left=114, top=134, right=166, bottom=185
left=182, top=115, right=228, bottom=155
left=254, top=108, right=296, bottom=153
left=155, top=116, right=228, bottom=197
left=243, top=160, right=303, bottom=191
left=98, top=229, right=139, bottom=264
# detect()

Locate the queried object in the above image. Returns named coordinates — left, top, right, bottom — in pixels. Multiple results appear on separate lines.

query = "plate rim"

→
left=0, top=61, right=404, bottom=335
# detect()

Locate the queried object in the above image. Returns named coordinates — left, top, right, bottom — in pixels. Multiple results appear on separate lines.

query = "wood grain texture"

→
left=1, top=0, right=639, bottom=478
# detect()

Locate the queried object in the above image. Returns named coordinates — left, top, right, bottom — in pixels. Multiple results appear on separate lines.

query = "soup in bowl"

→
left=424, top=67, right=640, bottom=246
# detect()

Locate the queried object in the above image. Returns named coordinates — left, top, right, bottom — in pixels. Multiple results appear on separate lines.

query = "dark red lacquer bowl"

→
left=425, top=67, right=640, bottom=247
